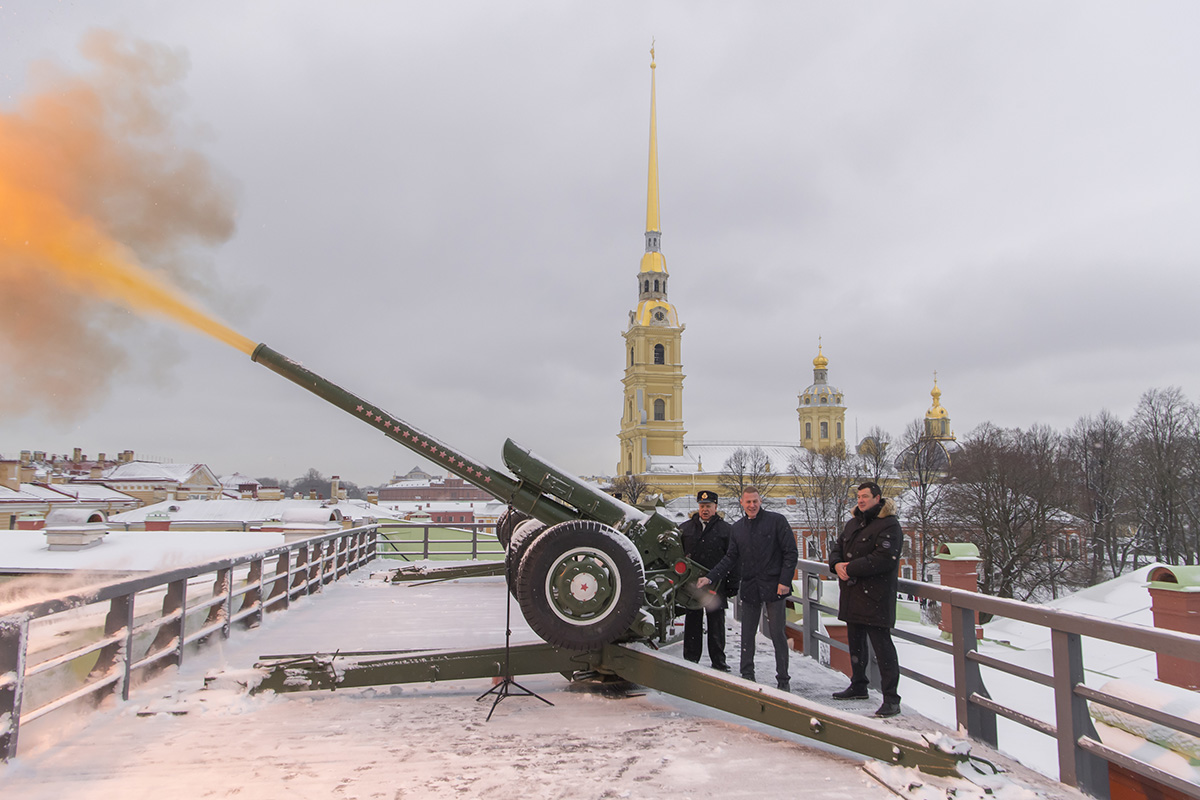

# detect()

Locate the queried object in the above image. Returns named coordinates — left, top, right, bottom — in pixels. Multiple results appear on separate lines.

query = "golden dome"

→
left=813, top=342, right=828, bottom=369
left=926, top=377, right=949, bottom=419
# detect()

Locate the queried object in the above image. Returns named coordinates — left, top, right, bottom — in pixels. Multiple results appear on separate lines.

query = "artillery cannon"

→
left=250, top=343, right=707, bottom=650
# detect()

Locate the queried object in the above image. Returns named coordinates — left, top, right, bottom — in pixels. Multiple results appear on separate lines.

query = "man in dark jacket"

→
left=678, top=490, right=733, bottom=670
left=698, top=487, right=798, bottom=690
left=829, top=481, right=904, bottom=718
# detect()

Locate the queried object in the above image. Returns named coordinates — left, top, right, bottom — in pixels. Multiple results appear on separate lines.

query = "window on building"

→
left=654, top=279, right=660, bottom=292
left=902, top=566, right=912, bottom=579
left=629, top=347, right=634, bottom=366
left=643, top=279, right=649, bottom=293
left=837, top=422, right=842, bottom=439
left=805, top=422, right=811, bottom=439
left=821, top=421, right=828, bottom=438
left=653, top=398, right=666, bottom=421
left=653, top=344, right=665, bottom=364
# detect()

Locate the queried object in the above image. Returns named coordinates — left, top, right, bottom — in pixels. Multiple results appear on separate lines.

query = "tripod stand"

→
left=476, top=558, right=553, bottom=721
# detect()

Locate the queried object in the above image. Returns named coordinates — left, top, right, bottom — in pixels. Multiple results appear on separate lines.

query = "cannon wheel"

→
left=515, top=520, right=644, bottom=650
left=495, top=507, right=530, bottom=550
left=504, top=519, right=546, bottom=596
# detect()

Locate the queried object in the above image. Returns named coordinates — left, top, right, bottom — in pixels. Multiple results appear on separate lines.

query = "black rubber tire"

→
left=515, top=520, right=645, bottom=650
left=504, top=519, right=545, bottom=597
left=495, top=507, right=531, bottom=551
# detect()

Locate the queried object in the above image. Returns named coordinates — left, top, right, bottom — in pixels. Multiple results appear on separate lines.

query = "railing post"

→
left=472, top=526, right=479, bottom=560
left=801, top=566, right=820, bottom=660
left=205, top=568, right=232, bottom=639
left=1051, top=629, right=1109, bottom=796
left=951, top=603, right=997, bottom=746
left=86, top=593, right=135, bottom=701
left=291, top=544, right=309, bottom=600
left=0, top=613, right=29, bottom=761
left=423, top=525, right=431, bottom=560
left=268, top=551, right=291, bottom=610
left=241, top=559, right=264, bottom=627
left=148, top=579, right=187, bottom=670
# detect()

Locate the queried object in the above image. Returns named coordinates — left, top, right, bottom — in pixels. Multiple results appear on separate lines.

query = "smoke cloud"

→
left=0, top=30, right=239, bottom=419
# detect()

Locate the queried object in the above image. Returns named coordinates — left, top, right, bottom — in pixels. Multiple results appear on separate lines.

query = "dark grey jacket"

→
left=829, top=498, right=903, bottom=627
left=707, top=508, right=797, bottom=605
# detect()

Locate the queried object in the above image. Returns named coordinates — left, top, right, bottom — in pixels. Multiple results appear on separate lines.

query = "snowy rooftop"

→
left=0, top=529, right=286, bottom=572
left=101, top=461, right=207, bottom=482
left=111, top=497, right=394, bottom=525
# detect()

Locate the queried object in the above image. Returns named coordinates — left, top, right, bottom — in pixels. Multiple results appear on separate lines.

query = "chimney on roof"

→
left=19, top=450, right=31, bottom=465
left=98, top=452, right=106, bottom=463
left=122, top=450, right=134, bottom=463
left=34, top=451, right=46, bottom=462
left=367, top=490, right=379, bottom=505
left=0, top=461, right=19, bottom=491
left=18, top=464, right=35, bottom=484
left=89, top=464, right=103, bottom=479
left=73, top=447, right=82, bottom=463
left=330, top=475, right=341, bottom=503
left=309, top=490, right=318, bottom=500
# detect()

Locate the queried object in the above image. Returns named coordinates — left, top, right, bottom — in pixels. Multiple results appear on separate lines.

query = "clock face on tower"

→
left=653, top=309, right=666, bottom=322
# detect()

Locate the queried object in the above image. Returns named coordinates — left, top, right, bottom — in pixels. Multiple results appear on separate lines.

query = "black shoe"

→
left=741, top=673, right=755, bottom=682
left=776, top=680, right=790, bottom=692
left=712, top=664, right=731, bottom=673
left=873, top=702, right=901, bottom=718
left=831, top=686, right=869, bottom=700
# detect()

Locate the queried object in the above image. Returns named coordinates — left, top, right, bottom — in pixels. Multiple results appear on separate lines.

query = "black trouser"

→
left=846, top=622, right=901, bottom=704
left=683, top=605, right=727, bottom=668
left=739, top=598, right=789, bottom=684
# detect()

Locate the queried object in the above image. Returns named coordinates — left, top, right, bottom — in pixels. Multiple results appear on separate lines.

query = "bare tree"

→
left=1065, top=410, right=1136, bottom=579
left=857, top=425, right=893, bottom=486
left=719, top=446, right=780, bottom=505
left=1129, top=387, right=1199, bottom=565
left=790, top=446, right=856, bottom=558
left=607, top=473, right=655, bottom=507
left=894, top=418, right=949, bottom=582
left=943, top=423, right=1083, bottom=601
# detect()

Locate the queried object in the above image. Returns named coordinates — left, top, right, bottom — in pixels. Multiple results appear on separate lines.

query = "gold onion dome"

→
left=813, top=343, right=829, bottom=369
left=927, top=378, right=949, bottom=419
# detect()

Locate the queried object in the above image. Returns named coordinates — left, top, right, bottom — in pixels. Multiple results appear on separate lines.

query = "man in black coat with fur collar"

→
left=829, top=481, right=904, bottom=718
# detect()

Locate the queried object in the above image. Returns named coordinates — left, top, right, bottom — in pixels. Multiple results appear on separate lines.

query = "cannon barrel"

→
left=250, top=343, right=659, bottom=533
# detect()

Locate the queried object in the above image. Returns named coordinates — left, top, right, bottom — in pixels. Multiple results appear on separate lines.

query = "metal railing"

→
left=0, top=525, right=378, bottom=760
left=374, top=523, right=503, bottom=561
left=794, top=557, right=1200, bottom=799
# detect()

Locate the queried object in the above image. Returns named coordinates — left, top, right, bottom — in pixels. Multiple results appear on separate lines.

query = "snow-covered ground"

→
left=0, top=570, right=1086, bottom=800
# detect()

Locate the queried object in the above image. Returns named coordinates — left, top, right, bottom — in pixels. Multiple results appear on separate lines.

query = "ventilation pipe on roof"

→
left=44, top=508, right=109, bottom=551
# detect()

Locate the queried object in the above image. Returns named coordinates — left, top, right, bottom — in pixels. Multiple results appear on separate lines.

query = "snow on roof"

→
left=103, top=461, right=206, bottom=482
left=112, top=498, right=397, bottom=525
left=0, top=482, right=137, bottom=505
left=219, top=473, right=261, bottom=489
left=0, top=529, right=286, bottom=572
left=645, top=441, right=808, bottom=475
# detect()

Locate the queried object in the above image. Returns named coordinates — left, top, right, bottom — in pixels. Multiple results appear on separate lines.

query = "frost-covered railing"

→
left=0, top=525, right=378, bottom=761
left=375, top=522, right=503, bottom=561
left=795, top=557, right=1200, bottom=799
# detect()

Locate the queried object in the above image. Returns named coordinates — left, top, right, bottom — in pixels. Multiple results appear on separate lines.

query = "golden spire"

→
left=645, top=40, right=660, bottom=235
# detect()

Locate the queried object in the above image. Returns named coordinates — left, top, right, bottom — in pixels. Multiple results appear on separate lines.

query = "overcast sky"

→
left=2, top=2, right=1198, bottom=487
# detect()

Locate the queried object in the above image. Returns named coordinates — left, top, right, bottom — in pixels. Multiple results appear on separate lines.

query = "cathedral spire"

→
left=645, top=41, right=660, bottom=243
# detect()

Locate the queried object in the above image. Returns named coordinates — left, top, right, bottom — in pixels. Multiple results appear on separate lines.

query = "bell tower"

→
left=618, top=44, right=686, bottom=476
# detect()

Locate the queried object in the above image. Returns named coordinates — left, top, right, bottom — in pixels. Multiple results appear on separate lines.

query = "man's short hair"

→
left=741, top=486, right=761, bottom=497
left=857, top=481, right=882, bottom=498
